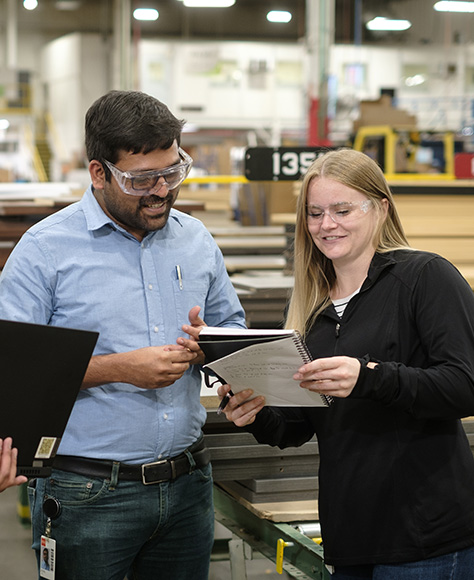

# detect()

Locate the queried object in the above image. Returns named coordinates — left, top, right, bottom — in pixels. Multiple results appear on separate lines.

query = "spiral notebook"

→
left=199, top=327, right=332, bottom=407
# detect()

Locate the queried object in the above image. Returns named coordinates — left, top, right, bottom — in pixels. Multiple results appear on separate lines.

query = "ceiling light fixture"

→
left=405, top=74, right=427, bottom=87
left=0, top=119, right=10, bottom=130
left=434, top=1, right=474, bottom=12
left=267, top=10, right=292, bottom=23
left=133, top=8, right=159, bottom=21
left=182, top=0, right=235, bottom=7
left=366, top=17, right=412, bottom=31
left=55, top=1, right=81, bottom=9
left=23, top=0, right=38, bottom=10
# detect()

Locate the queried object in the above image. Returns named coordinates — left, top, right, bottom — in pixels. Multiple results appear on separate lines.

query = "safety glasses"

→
left=103, top=148, right=193, bottom=196
left=307, top=200, right=372, bottom=224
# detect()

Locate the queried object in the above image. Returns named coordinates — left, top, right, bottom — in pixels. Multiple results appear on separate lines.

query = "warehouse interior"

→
left=1, top=0, right=474, bottom=579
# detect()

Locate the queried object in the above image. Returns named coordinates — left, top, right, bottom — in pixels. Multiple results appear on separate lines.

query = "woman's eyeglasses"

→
left=307, top=200, right=372, bottom=224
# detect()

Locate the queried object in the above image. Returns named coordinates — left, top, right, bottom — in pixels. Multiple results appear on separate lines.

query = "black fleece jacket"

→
left=247, top=250, right=474, bottom=566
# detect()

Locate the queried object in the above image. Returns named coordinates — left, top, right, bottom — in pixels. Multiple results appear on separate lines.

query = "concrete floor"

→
left=0, top=484, right=291, bottom=579
left=0, top=486, right=36, bottom=578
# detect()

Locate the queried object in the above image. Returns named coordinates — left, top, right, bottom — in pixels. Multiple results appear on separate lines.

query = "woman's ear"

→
left=381, top=197, right=389, bottom=220
left=89, top=160, right=106, bottom=190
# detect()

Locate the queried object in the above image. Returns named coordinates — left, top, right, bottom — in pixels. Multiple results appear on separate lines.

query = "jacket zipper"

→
left=335, top=322, right=341, bottom=338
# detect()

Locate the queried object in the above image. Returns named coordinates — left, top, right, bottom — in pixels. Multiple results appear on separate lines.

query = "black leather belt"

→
left=53, top=438, right=210, bottom=485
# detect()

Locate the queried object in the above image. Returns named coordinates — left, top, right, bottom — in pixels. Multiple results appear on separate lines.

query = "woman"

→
left=0, top=437, right=27, bottom=492
left=218, top=149, right=474, bottom=579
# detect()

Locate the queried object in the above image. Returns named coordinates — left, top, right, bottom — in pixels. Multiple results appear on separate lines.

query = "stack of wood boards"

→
left=207, top=225, right=288, bottom=274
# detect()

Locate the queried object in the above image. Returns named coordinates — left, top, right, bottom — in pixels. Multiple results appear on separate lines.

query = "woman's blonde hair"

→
left=285, top=148, right=410, bottom=336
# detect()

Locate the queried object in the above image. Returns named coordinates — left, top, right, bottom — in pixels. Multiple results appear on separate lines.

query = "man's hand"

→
left=178, top=305, right=206, bottom=365
left=0, top=438, right=27, bottom=492
left=82, top=345, right=197, bottom=390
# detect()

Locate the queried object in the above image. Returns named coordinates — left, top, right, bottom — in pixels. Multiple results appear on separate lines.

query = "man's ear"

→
left=89, top=160, right=106, bottom=190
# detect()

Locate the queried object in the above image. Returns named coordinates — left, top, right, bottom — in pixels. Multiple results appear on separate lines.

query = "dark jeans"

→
left=331, top=545, right=474, bottom=579
left=28, top=462, right=214, bottom=580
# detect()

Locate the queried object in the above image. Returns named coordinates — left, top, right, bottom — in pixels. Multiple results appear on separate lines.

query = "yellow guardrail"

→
left=185, top=175, right=249, bottom=184
left=24, top=125, right=48, bottom=182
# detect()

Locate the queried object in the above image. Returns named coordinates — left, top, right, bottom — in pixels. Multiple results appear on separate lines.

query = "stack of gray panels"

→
left=203, top=411, right=318, bottom=503
left=222, top=476, right=318, bottom=504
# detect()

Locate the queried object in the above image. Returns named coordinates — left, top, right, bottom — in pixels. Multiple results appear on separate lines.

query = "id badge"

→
left=40, top=535, right=56, bottom=580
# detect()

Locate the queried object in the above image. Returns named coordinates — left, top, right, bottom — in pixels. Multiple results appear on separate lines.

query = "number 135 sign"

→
left=244, top=147, right=334, bottom=181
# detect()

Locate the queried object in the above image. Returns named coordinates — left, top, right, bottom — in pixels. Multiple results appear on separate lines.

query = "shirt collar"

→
left=362, top=251, right=397, bottom=291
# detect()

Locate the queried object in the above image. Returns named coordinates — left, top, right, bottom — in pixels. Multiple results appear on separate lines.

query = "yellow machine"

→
left=353, top=125, right=455, bottom=181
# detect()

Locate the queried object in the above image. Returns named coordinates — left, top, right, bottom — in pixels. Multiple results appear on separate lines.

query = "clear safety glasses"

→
left=307, top=199, right=372, bottom=224
left=103, top=148, right=193, bottom=196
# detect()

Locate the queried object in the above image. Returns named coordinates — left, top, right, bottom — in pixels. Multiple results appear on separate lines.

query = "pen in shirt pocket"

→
left=176, top=265, right=183, bottom=290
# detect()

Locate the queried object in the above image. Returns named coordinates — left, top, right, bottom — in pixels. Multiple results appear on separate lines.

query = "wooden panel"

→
left=401, top=217, right=474, bottom=237
left=406, top=237, right=474, bottom=263
left=224, top=255, right=286, bottom=273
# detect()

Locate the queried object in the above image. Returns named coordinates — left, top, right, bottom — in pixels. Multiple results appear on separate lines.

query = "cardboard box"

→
left=0, top=168, right=13, bottom=182
left=353, top=95, right=417, bottom=132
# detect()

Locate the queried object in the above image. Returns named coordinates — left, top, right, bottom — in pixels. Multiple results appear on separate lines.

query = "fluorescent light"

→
left=267, top=10, right=292, bottom=23
left=23, top=0, right=38, bottom=10
left=405, top=74, right=426, bottom=87
left=0, top=119, right=10, bottom=130
left=133, top=8, right=159, bottom=21
left=366, top=17, right=412, bottom=31
left=434, top=1, right=474, bottom=12
left=183, top=0, right=235, bottom=6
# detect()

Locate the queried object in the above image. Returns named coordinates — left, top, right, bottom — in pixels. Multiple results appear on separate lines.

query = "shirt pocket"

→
left=172, top=279, right=209, bottom=334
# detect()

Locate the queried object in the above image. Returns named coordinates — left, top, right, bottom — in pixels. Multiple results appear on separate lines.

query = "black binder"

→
left=0, top=319, right=98, bottom=477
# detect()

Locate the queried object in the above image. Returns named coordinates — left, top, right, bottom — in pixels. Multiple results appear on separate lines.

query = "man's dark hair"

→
left=85, top=91, right=185, bottom=172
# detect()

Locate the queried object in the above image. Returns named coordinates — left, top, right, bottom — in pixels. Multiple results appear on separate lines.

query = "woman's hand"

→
left=294, top=356, right=362, bottom=398
left=0, top=438, right=27, bottom=492
left=217, top=384, right=265, bottom=427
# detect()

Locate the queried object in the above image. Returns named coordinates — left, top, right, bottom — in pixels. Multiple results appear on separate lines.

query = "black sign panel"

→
left=244, top=147, right=334, bottom=181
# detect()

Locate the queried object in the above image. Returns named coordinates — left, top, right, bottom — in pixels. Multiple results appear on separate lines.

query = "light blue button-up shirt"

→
left=0, top=187, right=246, bottom=463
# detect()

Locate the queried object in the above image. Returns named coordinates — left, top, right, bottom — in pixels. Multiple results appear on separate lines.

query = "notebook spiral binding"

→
left=294, top=330, right=334, bottom=407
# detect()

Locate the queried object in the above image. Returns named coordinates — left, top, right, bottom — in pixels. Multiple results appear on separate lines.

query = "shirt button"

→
left=148, top=284, right=153, bottom=290
left=163, top=413, right=168, bottom=420
left=153, top=326, right=159, bottom=333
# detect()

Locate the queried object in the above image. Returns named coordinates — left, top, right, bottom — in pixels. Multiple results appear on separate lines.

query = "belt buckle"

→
left=141, top=459, right=170, bottom=485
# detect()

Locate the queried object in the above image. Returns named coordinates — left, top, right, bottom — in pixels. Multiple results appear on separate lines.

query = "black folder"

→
left=0, top=319, right=98, bottom=477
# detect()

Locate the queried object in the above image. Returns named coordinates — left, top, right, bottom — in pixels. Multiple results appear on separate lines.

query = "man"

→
left=0, top=90, right=246, bottom=579
left=41, top=548, right=50, bottom=571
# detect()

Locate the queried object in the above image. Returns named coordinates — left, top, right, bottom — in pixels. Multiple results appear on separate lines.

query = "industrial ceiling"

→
left=4, top=0, right=473, bottom=47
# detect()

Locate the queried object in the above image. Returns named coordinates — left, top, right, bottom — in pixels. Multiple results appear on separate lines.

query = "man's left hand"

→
left=178, top=305, right=206, bottom=365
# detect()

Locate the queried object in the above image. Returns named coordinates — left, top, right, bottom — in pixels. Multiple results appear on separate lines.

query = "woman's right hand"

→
left=217, top=384, right=265, bottom=427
